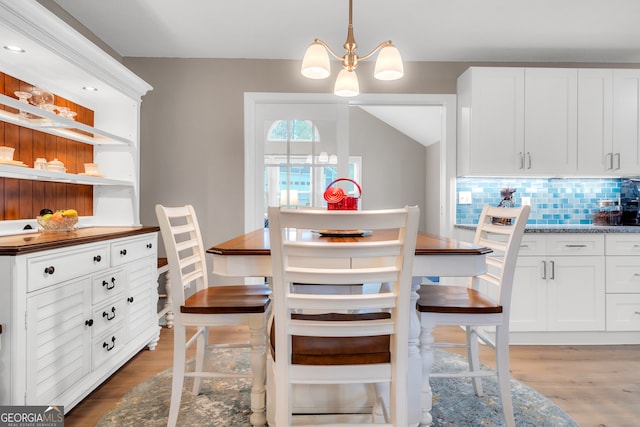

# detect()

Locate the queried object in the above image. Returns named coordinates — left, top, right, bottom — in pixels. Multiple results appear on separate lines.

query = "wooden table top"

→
left=206, top=228, right=491, bottom=257
left=0, top=226, right=160, bottom=256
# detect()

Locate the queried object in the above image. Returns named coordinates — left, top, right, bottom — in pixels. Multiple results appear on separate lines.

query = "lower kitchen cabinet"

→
left=604, top=234, right=640, bottom=331
left=0, top=228, right=159, bottom=411
left=452, top=228, right=639, bottom=344
left=511, top=234, right=606, bottom=332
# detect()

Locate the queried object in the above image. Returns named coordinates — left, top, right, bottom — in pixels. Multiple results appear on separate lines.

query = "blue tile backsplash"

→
left=456, top=178, right=623, bottom=225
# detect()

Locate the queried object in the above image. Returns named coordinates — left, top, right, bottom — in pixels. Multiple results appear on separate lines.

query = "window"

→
left=263, top=119, right=360, bottom=223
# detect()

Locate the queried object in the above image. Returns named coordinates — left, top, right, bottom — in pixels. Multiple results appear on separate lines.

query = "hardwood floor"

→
left=64, top=325, right=640, bottom=427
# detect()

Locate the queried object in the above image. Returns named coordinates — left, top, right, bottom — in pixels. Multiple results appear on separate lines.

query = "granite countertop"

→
left=454, top=224, right=640, bottom=233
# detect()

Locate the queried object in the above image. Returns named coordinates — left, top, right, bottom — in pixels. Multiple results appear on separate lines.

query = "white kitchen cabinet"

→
left=612, top=69, right=640, bottom=175
left=605, top=234, right=640, bottom=331
left=523, top=68, right=578, bottom=175
left=510, top=234, right=606, bottom=332
left=457, top=67, right=524, bottom=176
left=577, top=69, right=614, bottom=174
left=457, top=67, right=578, bottom=176
left=0, top=229, right=159, bottom=411
left=577, top=69, right=640, bottom=175
left=457, top=66, right=640, bottom=177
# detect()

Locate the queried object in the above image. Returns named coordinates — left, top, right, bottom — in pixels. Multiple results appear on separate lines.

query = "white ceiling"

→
left=48, top=0, right=640, bottom=146
left=51, top=0, right=640, bottom=62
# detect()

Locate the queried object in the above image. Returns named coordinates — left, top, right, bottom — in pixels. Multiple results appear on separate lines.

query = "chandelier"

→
left=300, top=0, right=404, bottom=97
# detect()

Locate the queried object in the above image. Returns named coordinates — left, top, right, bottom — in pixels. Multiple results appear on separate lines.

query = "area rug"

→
left=96, top=348, right=578, bottom=427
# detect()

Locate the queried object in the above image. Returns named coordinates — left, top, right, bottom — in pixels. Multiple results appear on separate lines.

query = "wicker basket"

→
left=323, top=178, right=362, bottom=210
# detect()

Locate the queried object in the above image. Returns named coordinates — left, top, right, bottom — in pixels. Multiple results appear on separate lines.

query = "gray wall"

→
left=349, top=106, right=427, bottom=229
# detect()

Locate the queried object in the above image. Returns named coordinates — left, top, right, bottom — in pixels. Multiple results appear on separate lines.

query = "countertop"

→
left=0, top=226, right=160, bottom=255
left=454, top=224, right=640, bottom=233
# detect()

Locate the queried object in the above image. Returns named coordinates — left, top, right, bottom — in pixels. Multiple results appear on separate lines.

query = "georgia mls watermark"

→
left=0, top=406, right=64, bottom=427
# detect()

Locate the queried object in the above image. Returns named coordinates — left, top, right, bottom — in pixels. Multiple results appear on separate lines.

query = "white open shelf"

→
left=0, top=163, right=133, bottom=186
left=0, top=93, right=132, bottom=146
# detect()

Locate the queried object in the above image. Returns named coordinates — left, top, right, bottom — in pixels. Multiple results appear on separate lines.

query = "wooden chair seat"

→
left=270, top=312, right=391, bottom=365
left=182, top=284, right=271, bottom=314
left=417, top=285, right=502, bottom=314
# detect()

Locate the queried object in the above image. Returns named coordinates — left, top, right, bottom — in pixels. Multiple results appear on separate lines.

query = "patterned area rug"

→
left=97, top=348, right=579, bottom=427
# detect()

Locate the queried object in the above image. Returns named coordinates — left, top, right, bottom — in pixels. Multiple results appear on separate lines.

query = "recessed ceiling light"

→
left=3, top=45, right=25, bottom=53
left=82, top=86, right=98, bottom=92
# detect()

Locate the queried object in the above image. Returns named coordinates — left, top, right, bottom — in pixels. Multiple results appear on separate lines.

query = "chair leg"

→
left=248, top=315, right=268, bottom=427
left=373, top=382, right=390, bottom=423
left=192, top=326, right=207, bottom=395
left=168, top=325, right=186, bottom=427
left=467, top=325, right=484, bottom=396
left=496, top=325, right=515, bottom=427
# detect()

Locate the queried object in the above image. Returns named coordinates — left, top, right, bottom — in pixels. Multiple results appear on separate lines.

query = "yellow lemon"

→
left=42, top=213, right=53, bottom=221
left=62, top=209, right=78, bottom=217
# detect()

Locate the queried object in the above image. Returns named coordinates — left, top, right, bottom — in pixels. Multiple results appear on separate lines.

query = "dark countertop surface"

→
left=454, top=224, right=640, bottom=233
left=0, top=226, right=160, bottom=255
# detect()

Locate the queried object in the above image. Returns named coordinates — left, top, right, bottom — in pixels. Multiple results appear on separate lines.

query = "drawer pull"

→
left=102, top=278, right=116, bottom=290
left=103, top=336, right=116, bottom=351
left=44, top=266, right=55, bottom=275
left=94, top=255, right=102, bottom=263
left=146, top=243, right=153, bottom=249
left=564, top=244, right=587, bottom=248
left=120, top=249, right=127, bottom=256
left=103, top=307, right=116, bottom=321
left=127, top=296, right=134, bottom=303
left=85, top=319, right=93, bottom=327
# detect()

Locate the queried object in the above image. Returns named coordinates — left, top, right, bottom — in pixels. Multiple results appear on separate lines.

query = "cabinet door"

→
left=26, top=278, right=92, bottom=405
left=457, top=67, right=525, bottom=175
left=547, top=256, right=605, bottom=331
left=524, top=68, right=578, bottom=174
left=510, top=256, right=548, bottom=332
left=125, top=258, right=157, bottom=345
left=577, top=69, right=613, bottom=174
left=613, top=69, right=640, bottom=174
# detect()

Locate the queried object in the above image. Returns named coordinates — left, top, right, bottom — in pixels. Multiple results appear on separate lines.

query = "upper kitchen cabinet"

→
left=458, top=67, right=578, bottom=176
left=457, top=67, right=525, bottom=176
left=524, top=68, right=577, bottom=175
left=612, top=69, right=640, bottom=175
left=0, top=1, right=152, bottom=231
left=577, top=69, right=640, bottom=176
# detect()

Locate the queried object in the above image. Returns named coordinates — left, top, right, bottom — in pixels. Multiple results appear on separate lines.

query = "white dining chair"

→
left=267, top=205, right=420, bottom=426
left=417, top=205, right=530, bottom=427
left=155, top=204, right=272, bottom=427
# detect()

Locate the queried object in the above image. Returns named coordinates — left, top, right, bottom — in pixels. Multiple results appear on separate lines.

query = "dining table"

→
left=207, top=227, right=491, bottom=426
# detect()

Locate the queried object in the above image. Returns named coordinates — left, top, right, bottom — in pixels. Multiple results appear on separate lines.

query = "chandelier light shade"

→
left=301, top=42, right=331, bottom=79
left=334, top=69, right=359, bottom=97
left=301, top=0, right=403, bottom=97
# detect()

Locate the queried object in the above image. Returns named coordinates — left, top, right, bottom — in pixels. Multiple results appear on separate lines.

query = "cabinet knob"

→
left=146, top=243, right=153, bottom=249
left=94, top=255, right=102, bottom=262
left=103, top=336, right=116, bottom=351
left=44, top=266, right=55, bottom=275
left=127, top=296, right=134, bottom=303
left=85, top=319, right=94, bottom=327
left=120, top=249, right=127, bottom=256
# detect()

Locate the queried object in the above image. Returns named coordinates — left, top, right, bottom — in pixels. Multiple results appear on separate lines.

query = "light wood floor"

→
left=64, top=325, right=640, bottom=427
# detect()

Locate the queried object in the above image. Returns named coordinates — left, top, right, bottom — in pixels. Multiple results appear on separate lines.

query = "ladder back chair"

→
left=155, top=204, right=272, bottom=427
left=267, top=205, right=420, bottom=426
left=417, top=205, right=530, bottom=427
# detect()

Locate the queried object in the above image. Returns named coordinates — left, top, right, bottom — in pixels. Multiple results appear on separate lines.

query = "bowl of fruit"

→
left=37, top=208, right=78, bottom=232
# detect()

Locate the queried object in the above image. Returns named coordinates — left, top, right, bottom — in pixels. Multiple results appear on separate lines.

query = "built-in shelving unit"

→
left=0, top=0, right=152, bottom=230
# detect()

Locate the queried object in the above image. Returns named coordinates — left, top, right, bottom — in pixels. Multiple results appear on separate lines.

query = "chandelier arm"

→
left=358, top=40, right=394, bottom=62
left=313, top=38, right=344, bottom=61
